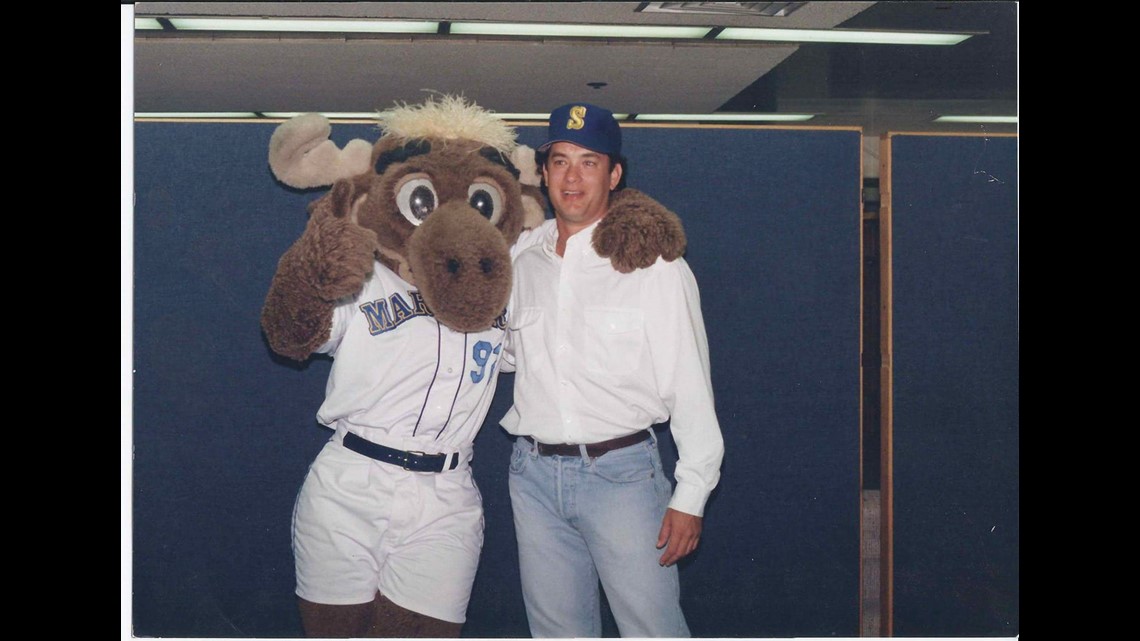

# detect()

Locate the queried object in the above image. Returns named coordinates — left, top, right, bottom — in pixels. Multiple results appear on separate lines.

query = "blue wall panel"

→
left=890, top=134, right=1019, bottom=636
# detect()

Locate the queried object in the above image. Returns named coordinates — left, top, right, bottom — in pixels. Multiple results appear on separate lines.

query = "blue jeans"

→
left=508, top=433, right=690, bottom=638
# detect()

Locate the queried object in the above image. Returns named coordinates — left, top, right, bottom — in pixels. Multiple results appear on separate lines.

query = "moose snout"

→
left=406, top=200, right=513, bottom=332
left=444, top=254, right=499, bottom=276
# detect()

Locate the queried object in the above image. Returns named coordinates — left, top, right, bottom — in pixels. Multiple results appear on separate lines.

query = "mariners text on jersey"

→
left=360, top=289, right=508, bottom=335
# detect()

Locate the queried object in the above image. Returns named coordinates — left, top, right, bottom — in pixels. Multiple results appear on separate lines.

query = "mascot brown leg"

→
left=366, top=592, right=462, bottom=638
left=298, top=593, right=462, bottom=638
left=298, top=597, right=372, bottom=638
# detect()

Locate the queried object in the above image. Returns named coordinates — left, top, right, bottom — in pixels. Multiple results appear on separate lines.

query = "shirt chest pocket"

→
left=583, top=307, right=644, bottom=376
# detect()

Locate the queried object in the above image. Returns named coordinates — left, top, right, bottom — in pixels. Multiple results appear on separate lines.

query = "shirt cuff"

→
left=668, top=481, right=711, bottom=517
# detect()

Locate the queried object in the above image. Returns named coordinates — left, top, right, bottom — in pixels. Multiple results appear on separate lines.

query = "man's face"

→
left=542, top=142, right=623, bottom=229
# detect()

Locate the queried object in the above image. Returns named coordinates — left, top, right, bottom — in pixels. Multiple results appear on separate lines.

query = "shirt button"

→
left=447, top=367, right=454, bottom=374
left=560, top=380, right=568, bottom=386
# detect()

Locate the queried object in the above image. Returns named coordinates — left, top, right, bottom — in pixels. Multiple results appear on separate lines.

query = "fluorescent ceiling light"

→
left=135, top=112, right=384, bottom=120
left=635, top=113, right=814, bottom=122
left=717, top=27, right=971, bottom=45
left=261, top=112, right=380, bottom=120
left=134, top=112, right=551, bottom=121
left=139, top=112, right=812, bottom=122
left=135, top=112, right=261, bottom=119
left=489, top=114, right=552, bottom=120
left=933, top=115, right=1018, bottom=124
left=496, top=113, right=649, bottom=121
left=133, top=17, right=971, bottom=46
left=265, top=112, right=557, bottom=121
left=135, top=18, right=439, bottom=33
left=641, top=1, right=807, bottom=17
left=491, top=113, right=632, bottom=121
left=449, top=22, right=711, bottom=39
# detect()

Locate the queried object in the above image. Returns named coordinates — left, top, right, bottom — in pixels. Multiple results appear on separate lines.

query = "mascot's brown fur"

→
left=261, top=95, right=686, bottom=638
left=595, top=187, right=687, bottom=273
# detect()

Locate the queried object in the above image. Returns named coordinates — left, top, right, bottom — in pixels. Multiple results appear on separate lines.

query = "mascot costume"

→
left=261, top=95, right=686, bottom=637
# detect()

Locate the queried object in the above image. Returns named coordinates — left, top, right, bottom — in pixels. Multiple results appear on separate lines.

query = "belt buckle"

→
left=404, top=450, right=426, bottom=471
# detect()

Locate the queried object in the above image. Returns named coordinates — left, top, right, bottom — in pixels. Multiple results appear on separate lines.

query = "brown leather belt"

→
left=524, top=430, right=651, bottom=458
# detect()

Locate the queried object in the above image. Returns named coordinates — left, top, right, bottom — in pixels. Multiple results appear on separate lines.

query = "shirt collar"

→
left=542, top=219, right=606, bottom=263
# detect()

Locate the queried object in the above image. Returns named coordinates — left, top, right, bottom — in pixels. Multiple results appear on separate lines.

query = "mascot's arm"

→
left=594, top=188, right=687, bottom=274
left=261, top=179, right=378, bottom=361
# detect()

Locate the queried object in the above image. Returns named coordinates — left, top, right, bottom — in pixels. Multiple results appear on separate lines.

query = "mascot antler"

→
left=267, top=113, right=373, bottom=189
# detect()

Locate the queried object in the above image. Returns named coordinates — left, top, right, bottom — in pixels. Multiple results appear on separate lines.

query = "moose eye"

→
left=395, top=175, right=437, bottom=225
left=468, top=180, right=504, bottom=225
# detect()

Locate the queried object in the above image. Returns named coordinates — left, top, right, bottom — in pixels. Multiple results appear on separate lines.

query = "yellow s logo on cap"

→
left=567, top=106, right=587, bottom=130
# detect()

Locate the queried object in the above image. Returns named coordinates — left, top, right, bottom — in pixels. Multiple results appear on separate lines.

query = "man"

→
left=501, top=102, right=725, bottom=637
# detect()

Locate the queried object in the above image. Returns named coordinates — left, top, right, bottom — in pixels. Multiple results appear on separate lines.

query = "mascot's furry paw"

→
left=299, top=179, right=378, bottom=302
left=261, top=179, right=377, bottom=361
left=594, top=188, right=687, bottom=273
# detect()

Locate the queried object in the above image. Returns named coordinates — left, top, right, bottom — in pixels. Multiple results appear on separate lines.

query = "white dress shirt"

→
left=501, top=218, right=724, bottom=516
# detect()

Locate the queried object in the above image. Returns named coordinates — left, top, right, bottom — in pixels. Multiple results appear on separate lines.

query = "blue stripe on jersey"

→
left=412, top=319, right=443, bottom=437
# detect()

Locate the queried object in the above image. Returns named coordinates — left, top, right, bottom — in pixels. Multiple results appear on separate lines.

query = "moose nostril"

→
left=479, top=258, right=494, bottom=274
left=447, top=258, right=461, bottom=274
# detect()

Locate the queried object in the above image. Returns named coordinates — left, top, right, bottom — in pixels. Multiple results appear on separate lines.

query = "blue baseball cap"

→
left=538, top=102, right=622, bottom=156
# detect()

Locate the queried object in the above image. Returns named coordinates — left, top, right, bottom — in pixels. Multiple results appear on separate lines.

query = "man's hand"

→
left=656, top=508, right=702, bottom=567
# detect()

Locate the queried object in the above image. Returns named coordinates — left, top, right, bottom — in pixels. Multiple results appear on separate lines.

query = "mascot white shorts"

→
left=291, top=435, right=485, bottom=623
